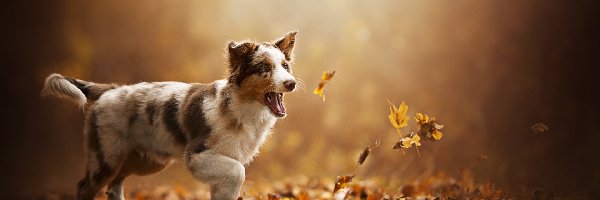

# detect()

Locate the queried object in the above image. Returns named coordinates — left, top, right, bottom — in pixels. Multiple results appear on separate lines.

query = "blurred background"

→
left=2, top=0, right=599, bottom=198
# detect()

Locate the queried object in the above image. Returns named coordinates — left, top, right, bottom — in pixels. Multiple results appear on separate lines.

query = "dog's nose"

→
left=283, top=80, right=296, bottom=91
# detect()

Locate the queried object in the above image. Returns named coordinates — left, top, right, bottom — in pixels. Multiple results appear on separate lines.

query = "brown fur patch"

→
left=145, top=100, right=157, bottom=125
left=180, top=83, right=219, bottom=164
left=127, top=89, right=147, bottom=128
left=183, top=137, right=208, bottom=164
left=64, top=76, right=119, bottom=101
left=180, top=83, right=215, bottom=142
left=228, top=42, right=257, bottom=69
left=78, top=109, right=115, bottom=200
left=128, top=109, right=139, bottom=128
left=236, top=73, right=274, bottom=104
left=86, top=83, right=119, bottom=100
left=86, top=110, right=112, bottom=175
left=162, top=95, right=187, bottom=144
left=217, top=87, right=244, bottom=131
left=227, top=41, right=260, bottom=85
left=229, top=58, right=271, bottom=86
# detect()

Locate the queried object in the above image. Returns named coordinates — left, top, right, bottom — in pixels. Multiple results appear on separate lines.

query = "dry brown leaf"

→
left=333, top=175, right=354, bottom=193
left=531, top=122, right=549, bottom=134
left=357, top=147, right=370, bottom=165
left=416, top=115, right=444, bottom=142
left=297, top=191, right=309, bottom=200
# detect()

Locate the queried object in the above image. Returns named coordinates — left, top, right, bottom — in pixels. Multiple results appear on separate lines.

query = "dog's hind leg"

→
left=186, top=151, right=245, bottom=200
left=106, top=174, right=126, bottom=200
left=106, top=151, right=170, bottom=200
left=77, top=111, right=124, bottom=200
left=76, top=154, right=121, bottom=200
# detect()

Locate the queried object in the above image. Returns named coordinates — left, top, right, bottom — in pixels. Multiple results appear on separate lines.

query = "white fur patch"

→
left=41, top=73, right=87, bottom=108
left=255, top=45, right=296, bottom=93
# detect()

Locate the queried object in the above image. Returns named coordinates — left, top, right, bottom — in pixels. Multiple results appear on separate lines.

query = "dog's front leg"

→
left=186, top=151, right=245, bottom=200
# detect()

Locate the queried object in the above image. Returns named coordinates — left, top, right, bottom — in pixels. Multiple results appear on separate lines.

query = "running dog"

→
left=41, top=31, right=299, bottom=200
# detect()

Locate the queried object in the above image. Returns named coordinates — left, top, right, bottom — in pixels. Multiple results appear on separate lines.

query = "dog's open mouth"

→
left=265, top=92, right=286, bottom=117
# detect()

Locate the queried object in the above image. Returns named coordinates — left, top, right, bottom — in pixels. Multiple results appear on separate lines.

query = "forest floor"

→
left=39, top=172, right=562, bottom=200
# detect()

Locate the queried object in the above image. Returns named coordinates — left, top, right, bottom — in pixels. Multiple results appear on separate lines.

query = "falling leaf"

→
left=333, top=175, right=354, bottom=193
left=313, top=70, right=336, bottom=101
left=404, top=134, right=421, bottom=148
left=432, top=130, right=443, bottom=140
left=357, top=147, right=371, bottom=165
left=388, top=100, right=409, bottom=134
left=388, top=105, right=445, bottom=154
left=393, top=133, right=421, bottom=149
left=417, top=117, right=444, bottom=142
left=531, top=122, right=549, bottom=134
left=414, top=113, right=429, bottom=125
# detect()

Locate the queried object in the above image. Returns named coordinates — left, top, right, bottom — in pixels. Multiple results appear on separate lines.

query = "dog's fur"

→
left=41, top=31, right=298, bottom=200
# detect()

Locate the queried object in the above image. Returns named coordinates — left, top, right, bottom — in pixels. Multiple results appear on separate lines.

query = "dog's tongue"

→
left=265, top=92, right=285, bottom=117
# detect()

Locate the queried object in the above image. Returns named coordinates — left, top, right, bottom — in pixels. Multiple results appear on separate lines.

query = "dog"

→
left=41, top=31, right=298, bottom=200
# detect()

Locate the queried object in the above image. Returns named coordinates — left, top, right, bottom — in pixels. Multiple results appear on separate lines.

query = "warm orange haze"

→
left=2, top=0, right=599, bottom=199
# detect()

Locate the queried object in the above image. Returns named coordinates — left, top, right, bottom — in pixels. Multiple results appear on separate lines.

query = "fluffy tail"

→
left=41, top=73, right=118, bottom=108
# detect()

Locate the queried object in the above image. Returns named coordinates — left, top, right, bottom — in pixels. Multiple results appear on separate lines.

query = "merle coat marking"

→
left=41, top=31, right=298, bottom=200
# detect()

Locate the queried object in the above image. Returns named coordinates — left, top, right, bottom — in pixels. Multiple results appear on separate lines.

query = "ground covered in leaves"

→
left=40, top=172, right=562, bottom=200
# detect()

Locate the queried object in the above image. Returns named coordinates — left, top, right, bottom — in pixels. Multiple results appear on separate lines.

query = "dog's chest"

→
left=231, top=123, right=272, bottom=163
left=209, top=104, right=277, bottom=164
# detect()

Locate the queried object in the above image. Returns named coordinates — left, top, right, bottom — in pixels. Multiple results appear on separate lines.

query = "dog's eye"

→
left=282, top=63, right=290, bottom=71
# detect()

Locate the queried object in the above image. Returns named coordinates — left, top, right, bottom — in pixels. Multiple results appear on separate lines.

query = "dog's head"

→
left=227, top=31, right=298, bottom=118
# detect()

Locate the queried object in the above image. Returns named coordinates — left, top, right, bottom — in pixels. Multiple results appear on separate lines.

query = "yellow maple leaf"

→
left=432, top=130, right=443, bottom=140
left=388, top=101, right=409, bottom=134
left=313, top=70, right=335, bottom=101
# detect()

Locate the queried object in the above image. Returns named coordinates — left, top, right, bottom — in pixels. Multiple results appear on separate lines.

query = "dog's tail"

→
left=41, top=73, right=118, bottom=108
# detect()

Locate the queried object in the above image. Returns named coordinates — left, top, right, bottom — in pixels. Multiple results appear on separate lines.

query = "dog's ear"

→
left=273, top=31, right=298, bottom=61
left=227, top=41, right=258, bottom=70
left=228, top=41, right=258, bottom=58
